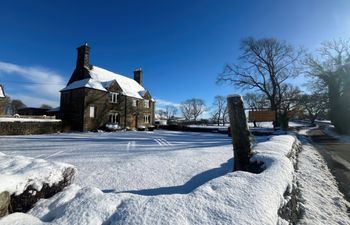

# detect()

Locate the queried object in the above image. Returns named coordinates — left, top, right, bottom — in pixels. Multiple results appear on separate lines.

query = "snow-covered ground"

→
left=324, top=125, right=350, bottom=143
left=0, top=131, right=233, bottom=193
left=1, top=130, right=349, bottom=224
left=248, top=121, right=307, bottom=128
left=0, top=132, right=297, bottom=225
left=296, top=138, right=350, bottom=225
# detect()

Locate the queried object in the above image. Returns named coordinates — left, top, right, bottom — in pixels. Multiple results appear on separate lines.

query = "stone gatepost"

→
left=227, top=95, right=252, bottom=171
left=0, top=191, right=10, bottom=218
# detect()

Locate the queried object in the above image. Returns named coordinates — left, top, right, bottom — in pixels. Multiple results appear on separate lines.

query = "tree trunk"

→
left=279, top=111, right=289, bottom=130
left=270, top=100, right=280, bottom=129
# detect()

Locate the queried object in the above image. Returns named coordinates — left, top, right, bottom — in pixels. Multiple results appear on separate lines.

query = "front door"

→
left=132, top=114, right=138, bottom=129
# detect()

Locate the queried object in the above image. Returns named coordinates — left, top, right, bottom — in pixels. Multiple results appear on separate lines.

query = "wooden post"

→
left=227, top=95, right=252, bottom=171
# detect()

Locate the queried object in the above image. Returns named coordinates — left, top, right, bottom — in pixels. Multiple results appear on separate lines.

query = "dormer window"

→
left=144, top=100, right=149, bottom=108
left=109, top=92, right=119, bottom=103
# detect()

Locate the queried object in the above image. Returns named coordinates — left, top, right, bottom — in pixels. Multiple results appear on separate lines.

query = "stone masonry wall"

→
left=0, top=121, right=61, bottom=135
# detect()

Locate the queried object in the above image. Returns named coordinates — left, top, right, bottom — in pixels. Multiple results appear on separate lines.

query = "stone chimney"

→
left=76, top=42, right=91, bottom=69
left=134, top=68, right=142, bottom=86
left=67, top=43, right=92, bottom=85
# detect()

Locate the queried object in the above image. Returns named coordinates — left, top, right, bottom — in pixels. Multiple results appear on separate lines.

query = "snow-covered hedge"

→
left=0, top=135, right=298, bottom=225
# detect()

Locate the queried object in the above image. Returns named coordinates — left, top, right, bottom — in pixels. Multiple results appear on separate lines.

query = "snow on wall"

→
left=0, top=152, right=76, bottom=195
left=0, top=135, right=298, bottom=225
left=0, top=118, right=61, bottom=122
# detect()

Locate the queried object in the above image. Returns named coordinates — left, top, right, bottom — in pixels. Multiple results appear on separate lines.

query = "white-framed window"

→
left=132, top=99, right=137, bottom=107
left=109, top=113, right=120, bottom=124
left=144, top=100, right=149, bottom=108
left=109, top=92, right=119, bottom=103
left=144, top=115, right=151, bottom=123
left=89, top=106, right=96, bottom=118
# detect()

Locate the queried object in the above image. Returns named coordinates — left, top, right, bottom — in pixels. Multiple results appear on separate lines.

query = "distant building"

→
left=60, top=43, right=155, bottom=131
left=0, top=85, right=6, bottom=115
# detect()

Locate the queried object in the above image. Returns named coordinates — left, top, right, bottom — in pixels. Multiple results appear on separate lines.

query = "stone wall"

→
left=0, top=121, right=61, bottom=135
left=0, top=98, right=5, bottom=115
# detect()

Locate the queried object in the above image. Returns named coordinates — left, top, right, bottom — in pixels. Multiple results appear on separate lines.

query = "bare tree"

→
left=1, top=96, right=11, bottom=115
left=278, top=85, right=301, bottom=128
left=165, top=105, right=178, bottom=119
left=218, top=37, right=302, bottom=127
left=304, top=39, right=350, bottom=134
left=156, top=109, right=167, bottom=119
left=211, top=96, right=228, bottom=126
left=181, top=98, right=206, bottom=121
left=244, top=92, right=269, bottom=111
left=298, top=92, right=328, bottom=126
left=11, top=99, right=26, bottom=114
left=40, top=104, right=53, bottom=109
left=222, top=104, right=228, bottom=126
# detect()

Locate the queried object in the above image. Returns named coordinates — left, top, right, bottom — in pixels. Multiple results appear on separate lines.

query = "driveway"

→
left=305, top=128, right=350, bottom=202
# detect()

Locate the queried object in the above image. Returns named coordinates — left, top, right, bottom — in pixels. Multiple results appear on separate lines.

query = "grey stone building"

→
left=60, top=43, right=155, bottom=131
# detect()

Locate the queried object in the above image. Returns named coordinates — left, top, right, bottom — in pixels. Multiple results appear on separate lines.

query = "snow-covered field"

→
left=0, top=131, right=233, bottom=193
left=1, top=130, right=348, bottom=224
left=0, top=131, right=298, bottom=225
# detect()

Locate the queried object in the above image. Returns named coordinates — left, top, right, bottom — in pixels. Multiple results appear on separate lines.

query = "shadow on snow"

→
left=103, top=158, right=233, bottom=196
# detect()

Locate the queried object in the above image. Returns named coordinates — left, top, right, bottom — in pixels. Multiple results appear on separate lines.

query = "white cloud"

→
left=0, top=61, right=66, bottom=107
left=154, top=98, right=181, bottom=108
left=9, top=94, right=59, bottom=109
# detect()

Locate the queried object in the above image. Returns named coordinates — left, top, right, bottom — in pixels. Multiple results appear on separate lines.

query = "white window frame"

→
left=144, top=114, right=150, bottom=124
left=109, top=92, right=119, bottom=103
left=109, top=113, right=119, bottom=124
left=89, top=106, right=96, bottom=118
left=132, top=99, right=137, bottom=107
left=144, top=100, right=149, bottom=108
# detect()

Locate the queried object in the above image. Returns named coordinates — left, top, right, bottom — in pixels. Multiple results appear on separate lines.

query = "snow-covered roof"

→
left=0, top=85, right=5, bottom=98
left=61, top=78, right=107, bottom=92
left=61, top=66, right=147, bottom=99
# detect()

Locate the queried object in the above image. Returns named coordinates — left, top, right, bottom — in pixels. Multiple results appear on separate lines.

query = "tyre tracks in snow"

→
left=154, top=138, right=172, bottom=147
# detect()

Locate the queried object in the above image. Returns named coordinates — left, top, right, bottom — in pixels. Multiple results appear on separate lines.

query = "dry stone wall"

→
left=0, top=121, right=61, bottom=135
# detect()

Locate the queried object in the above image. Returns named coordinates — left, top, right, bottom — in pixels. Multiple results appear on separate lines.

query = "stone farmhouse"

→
left=60, top=43, right=155, bottom=131
left=0, top=84, right=6, bottom=115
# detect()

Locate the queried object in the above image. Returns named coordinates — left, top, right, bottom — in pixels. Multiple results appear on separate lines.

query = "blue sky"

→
left=0, top=0, right=349, bottom=114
